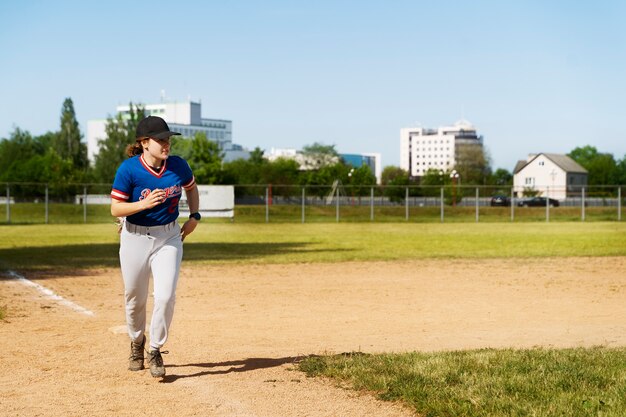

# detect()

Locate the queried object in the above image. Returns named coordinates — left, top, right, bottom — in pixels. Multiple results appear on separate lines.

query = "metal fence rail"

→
left=0, top=182, right=623, bottom=224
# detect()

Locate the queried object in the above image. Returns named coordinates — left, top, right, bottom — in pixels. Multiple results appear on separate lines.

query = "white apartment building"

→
left=400, top=119, right=483, bottom=177
left=87, top=100, right=249, bottom=163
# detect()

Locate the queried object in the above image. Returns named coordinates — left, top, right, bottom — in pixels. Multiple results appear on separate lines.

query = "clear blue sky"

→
left=1, top=0, right=625, bottom=171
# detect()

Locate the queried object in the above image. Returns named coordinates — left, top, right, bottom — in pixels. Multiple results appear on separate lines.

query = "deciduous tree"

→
left=93, top=103, right=145, bottom=183
left=380, top=165, right=410, bottom=203
left=454, top=144, right=491, bottom=185
left=568, top=145, right=618, bottom=185
left=186, top=132, right=224, bottom=184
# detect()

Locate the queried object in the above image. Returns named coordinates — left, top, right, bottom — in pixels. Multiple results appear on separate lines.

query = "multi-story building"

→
left=87, top=100, right=249, bottom=163
left=400, top=119, right=483, bottom=177
left=265, top=148, right=382, bottom=184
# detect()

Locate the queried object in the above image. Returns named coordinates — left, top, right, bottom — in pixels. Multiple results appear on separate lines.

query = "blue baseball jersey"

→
left=111, top=155, right=196, bottom=226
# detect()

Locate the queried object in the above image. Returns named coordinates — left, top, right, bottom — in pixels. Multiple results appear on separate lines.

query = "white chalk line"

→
left=6, top=270, right=95, bottom=317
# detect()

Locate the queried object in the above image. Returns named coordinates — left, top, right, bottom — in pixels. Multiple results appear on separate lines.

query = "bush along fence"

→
left=0, top=182, right=623, bottom=224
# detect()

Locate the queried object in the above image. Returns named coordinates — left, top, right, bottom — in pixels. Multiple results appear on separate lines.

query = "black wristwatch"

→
left=189, top=212, right=201, bottom=221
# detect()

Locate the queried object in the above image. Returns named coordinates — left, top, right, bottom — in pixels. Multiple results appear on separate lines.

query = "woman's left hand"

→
left=180, top=219, right=199, bottom=241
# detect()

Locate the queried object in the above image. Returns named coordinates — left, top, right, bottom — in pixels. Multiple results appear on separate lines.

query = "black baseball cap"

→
left=136, top=116, right=181, bottom=140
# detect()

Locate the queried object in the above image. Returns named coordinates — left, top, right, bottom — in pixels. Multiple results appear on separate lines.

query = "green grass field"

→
left=1, top=221, right=625, bottom=416
left=0, top=222, right=624, bottom=271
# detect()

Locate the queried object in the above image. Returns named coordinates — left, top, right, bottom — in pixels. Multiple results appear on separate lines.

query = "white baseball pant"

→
left=119, top=220, right=182, bottom=350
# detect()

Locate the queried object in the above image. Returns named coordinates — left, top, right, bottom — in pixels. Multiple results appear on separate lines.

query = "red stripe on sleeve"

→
left=111, top=189, right=130, bottom=201
left=182, top=176, right=196, bottom=190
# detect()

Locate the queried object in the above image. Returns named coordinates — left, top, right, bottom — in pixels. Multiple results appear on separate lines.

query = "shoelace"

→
left=148, top=350, right=169, bottom=366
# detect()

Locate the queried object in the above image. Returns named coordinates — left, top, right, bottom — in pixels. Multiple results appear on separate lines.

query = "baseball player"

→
left=110, top=116, right=201, bottom=378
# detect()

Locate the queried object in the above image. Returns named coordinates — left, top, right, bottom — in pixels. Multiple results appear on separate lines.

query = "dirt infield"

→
left=1, top=257, right=625, bottom=417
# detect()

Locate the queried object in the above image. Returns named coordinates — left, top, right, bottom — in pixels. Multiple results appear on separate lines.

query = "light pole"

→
left=450, top=170, right=460, bottom=207
left=348, top=168, right=355, bottom=205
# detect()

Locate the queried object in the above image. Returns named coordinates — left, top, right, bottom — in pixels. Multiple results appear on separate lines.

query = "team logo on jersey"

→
left=139, top=185, right=182, bottom=201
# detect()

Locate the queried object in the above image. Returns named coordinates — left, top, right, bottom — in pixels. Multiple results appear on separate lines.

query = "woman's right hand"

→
left=142, top=189, right=166, bottom=210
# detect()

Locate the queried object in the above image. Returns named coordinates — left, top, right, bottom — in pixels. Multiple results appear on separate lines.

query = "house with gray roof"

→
left=513, top=153, right=588, bottom=200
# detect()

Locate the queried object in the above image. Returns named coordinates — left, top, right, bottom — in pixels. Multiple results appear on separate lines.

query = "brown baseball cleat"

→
left=128, top=336, right=145, bottom=371
left=148, top=349, right=167, bottom=378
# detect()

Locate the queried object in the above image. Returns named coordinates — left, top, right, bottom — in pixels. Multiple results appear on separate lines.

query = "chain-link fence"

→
left=0, top=182, right=623, bottom=224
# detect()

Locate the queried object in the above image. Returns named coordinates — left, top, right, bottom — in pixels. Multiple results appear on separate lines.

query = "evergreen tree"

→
left=55, top=97, right=87, bottom=169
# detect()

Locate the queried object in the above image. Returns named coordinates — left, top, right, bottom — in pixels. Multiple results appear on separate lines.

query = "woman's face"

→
left=143, top=137, right=170, bottom=162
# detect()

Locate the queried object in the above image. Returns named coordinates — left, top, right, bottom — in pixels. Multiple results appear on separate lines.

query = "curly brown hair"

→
left=126, top=138, right=147, bottom=157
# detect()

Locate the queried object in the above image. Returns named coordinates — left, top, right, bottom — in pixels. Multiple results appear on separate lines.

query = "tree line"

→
left=1, top=98, right=625, bottom=202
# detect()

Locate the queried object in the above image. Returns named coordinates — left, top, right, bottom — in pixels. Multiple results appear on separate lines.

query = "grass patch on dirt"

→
left=0, top=222, right=624, bottom=271
left=299, top=347, right=626, bottom=417
left=0, top=304, right=5, bottom=321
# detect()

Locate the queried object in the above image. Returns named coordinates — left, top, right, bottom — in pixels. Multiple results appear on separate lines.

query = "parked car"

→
left=517, top=197, right=560, bottom=207
left=490, top=195, right=511, bottom=207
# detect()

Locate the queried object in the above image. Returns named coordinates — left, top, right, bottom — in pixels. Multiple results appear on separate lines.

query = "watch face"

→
left=190, top=212, right=201, bottom=220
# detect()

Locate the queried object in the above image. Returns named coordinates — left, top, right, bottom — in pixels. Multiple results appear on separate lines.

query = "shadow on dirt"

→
left=0, top=242, right=351, bottom=278
left=161, top=356, right=310, bottom=383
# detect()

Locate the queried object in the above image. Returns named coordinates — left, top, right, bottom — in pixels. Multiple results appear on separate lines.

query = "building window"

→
left=539, top=161, right=544, bottom=166
left=525, top=177, right=534, bottom=186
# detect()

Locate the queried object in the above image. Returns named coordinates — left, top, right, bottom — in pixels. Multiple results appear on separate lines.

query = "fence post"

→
left=301, top=187, right=305, bottom=223
left=619, top=187, right=622, bottom=222
left=440, top=187, right=444, bottom=223
left=475, top=187, right=479, bottom=222
left=45, top=184, right=49, bottom=224
left=370, top=187, right=374, bottom=221
left=336, top=186, right=339, bottom=222
left=405, top=187, right=409, bottom=221
left=581, top=187, right=586, bottom=222
left=83, top=186, right=87, bottom=224
left=265, top=187, right=269, bottom=223
left=6, top=184, right=10, bottom=224
left=510, top=187, right=515, bottom=222
left=546, top=186, right=550, bottom=223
